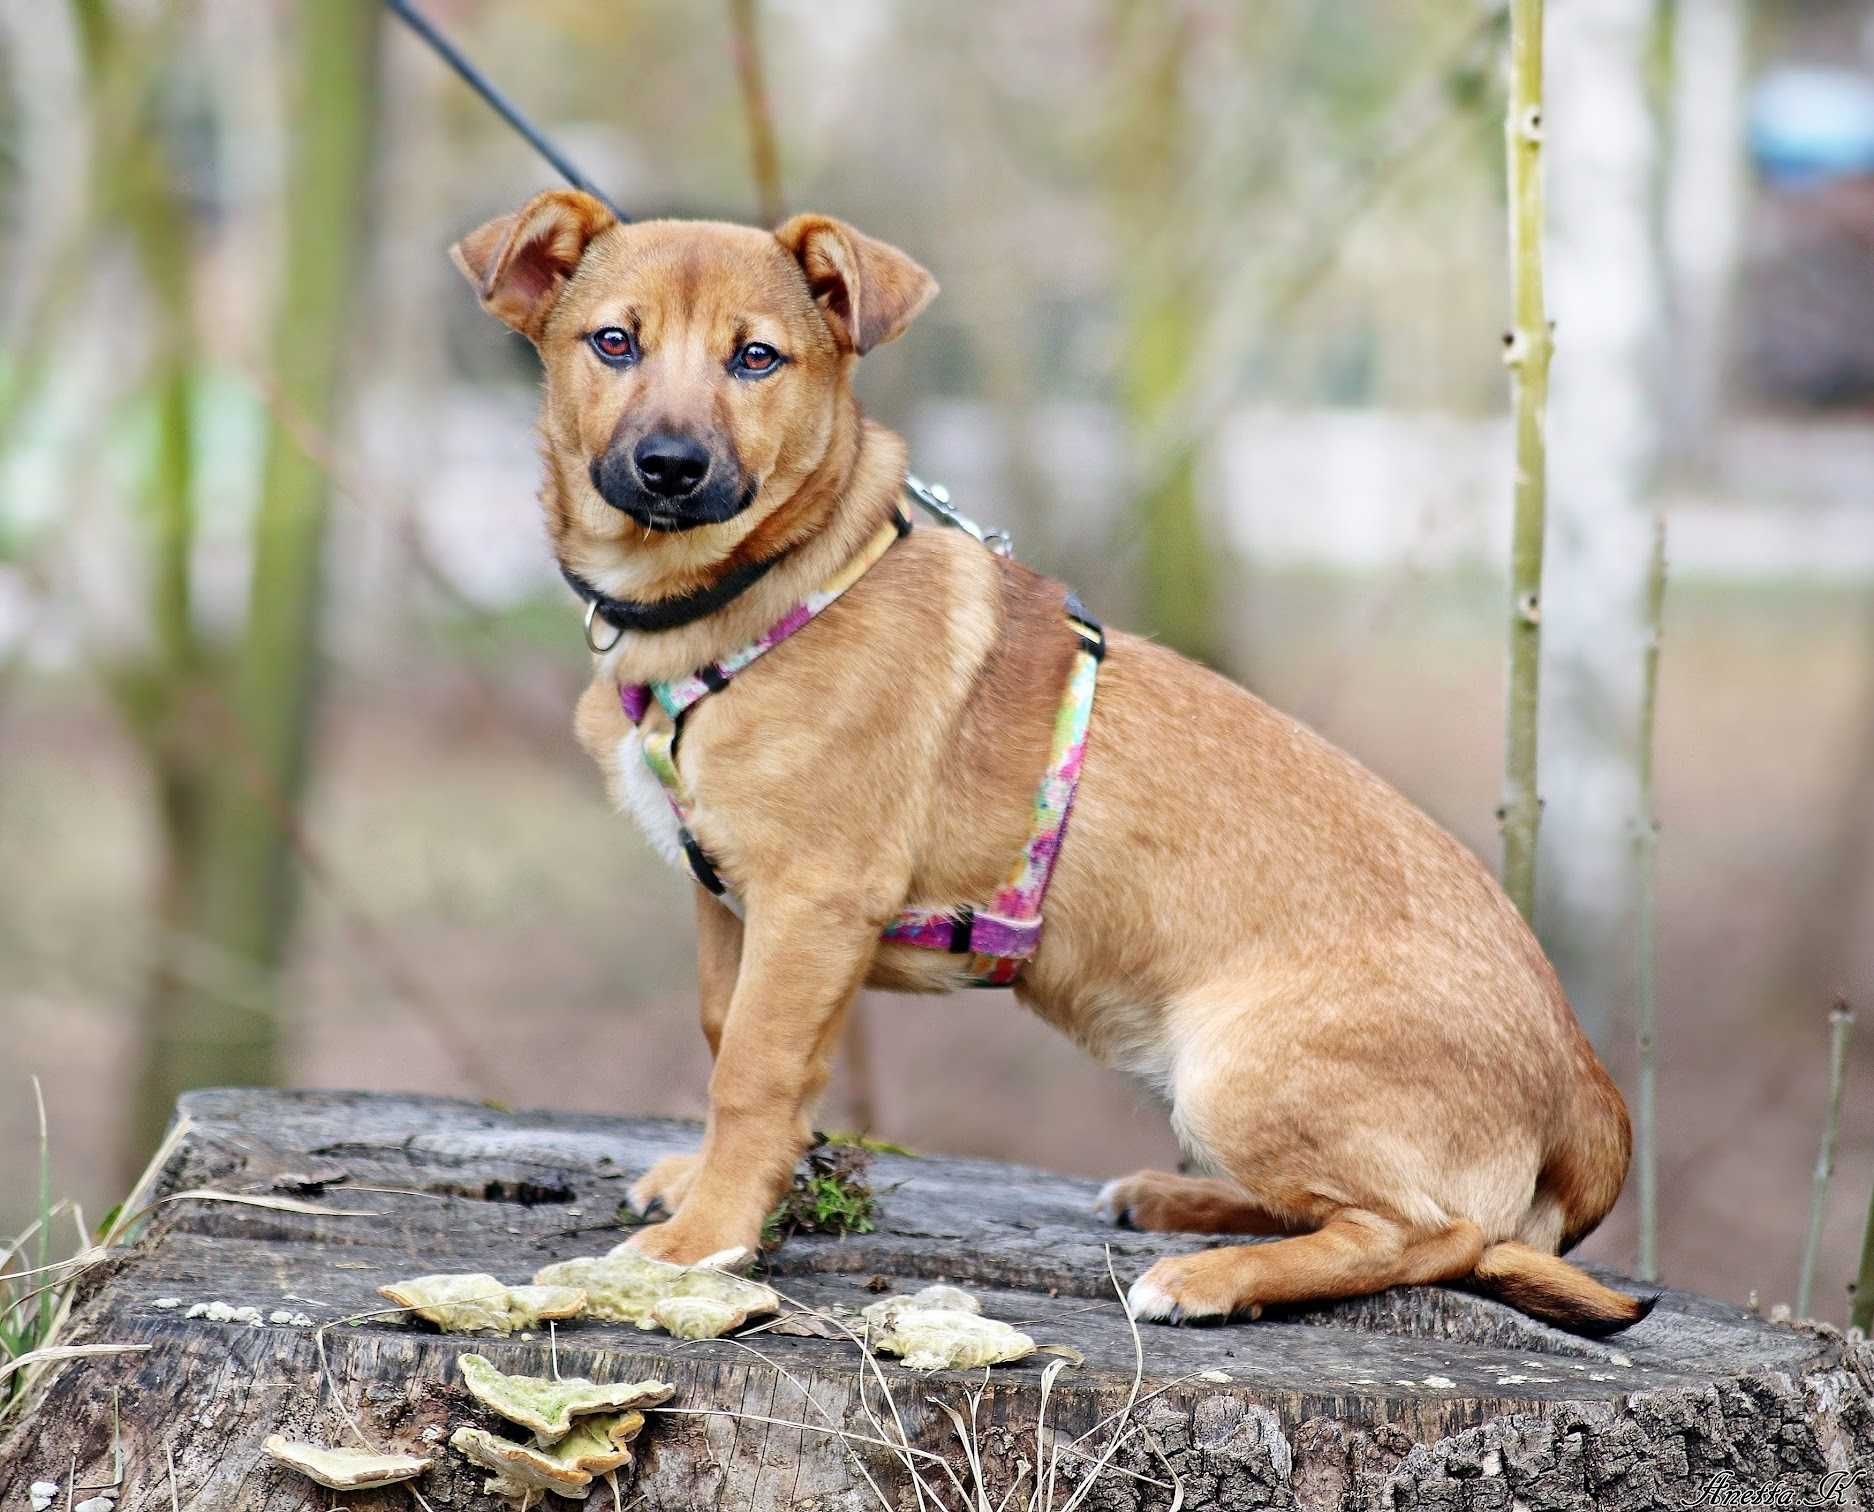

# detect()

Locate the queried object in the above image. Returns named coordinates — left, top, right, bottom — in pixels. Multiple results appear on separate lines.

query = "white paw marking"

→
left=1095, top=1179, right=1131, bottom=1225
left=1125, top=1275, right=1178, bottom=1322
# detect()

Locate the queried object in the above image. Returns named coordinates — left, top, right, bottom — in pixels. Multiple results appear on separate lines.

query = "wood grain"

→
left=2, top=1090, right=1869, bottom=1509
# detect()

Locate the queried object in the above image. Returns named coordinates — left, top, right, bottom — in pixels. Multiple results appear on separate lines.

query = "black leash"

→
left=382, top=0, right=627, bottom=222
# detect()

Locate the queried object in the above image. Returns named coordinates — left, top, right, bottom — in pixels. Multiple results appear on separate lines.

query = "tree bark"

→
left=1663, top=0, right=1747, bottom=458
left=3, top=1090, right=1869, bottom=1511
left=1532, top=0, right=1668, bottom=1048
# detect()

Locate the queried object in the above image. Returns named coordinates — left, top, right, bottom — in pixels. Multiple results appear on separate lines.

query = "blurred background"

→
left=1, top=0, right=1870, bottom=1322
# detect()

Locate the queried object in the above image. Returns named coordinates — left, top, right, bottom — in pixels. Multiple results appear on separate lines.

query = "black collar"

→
left=561, top=546, right=796, bottom=636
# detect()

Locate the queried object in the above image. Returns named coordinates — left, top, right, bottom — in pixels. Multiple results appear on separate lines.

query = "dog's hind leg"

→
left=1096, top=1171, right=1294, bottom=1236
left=1126, top=1212, right=1486, bottom=1323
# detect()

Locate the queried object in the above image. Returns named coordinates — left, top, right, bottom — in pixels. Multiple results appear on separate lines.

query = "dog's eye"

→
left=731, top=342, right=784, bottom=378
left=589, top=327, right=637, bottom=365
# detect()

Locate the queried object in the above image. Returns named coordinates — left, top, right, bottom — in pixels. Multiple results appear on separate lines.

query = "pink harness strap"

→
left=617, top=514, right=1102, bottom=988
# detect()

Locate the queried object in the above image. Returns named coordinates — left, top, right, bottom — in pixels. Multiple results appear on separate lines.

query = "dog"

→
left=451, top=189, right=1648, bottom=1333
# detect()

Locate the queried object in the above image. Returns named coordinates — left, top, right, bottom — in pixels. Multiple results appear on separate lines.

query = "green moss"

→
left=761, top=1140, right=877, bottom=1251
left=817, top=1129, right=915, bottom=1157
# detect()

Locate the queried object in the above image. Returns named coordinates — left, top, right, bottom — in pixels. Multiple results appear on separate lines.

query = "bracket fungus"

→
left=863, top=1283, right=980, bottom=1320
left=450, top=1413, right=645, bottom=1501
left=531, top=1249, right=682, bottom=1327
left=862, top=1287, right=1035, bottom=1371
left=458, top=1353, right=674, bottom=1438
left=650, top=1292, right=757, bottom=1339
left=377, top=1272, right=586, bottom=1335
left=261, top=1436, right=432, bottom=1491
left=532, top=1245, right=777, bottom=1338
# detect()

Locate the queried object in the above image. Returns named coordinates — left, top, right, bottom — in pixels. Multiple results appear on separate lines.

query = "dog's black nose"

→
left=633, top=433, right=711, bottom=499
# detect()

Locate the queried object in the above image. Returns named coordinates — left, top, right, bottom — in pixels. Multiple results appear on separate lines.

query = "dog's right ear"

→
left=450, top=189, right=617, bottom=342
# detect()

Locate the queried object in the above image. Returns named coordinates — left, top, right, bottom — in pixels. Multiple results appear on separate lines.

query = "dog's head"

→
left=451, top=191, right=936, bottom=578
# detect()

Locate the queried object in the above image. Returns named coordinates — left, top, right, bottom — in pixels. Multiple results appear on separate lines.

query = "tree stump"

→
left=3, top=1089, right=1870, bottom=1510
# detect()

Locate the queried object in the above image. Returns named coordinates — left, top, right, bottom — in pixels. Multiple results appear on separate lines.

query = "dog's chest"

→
left=610, top=727, right=689, bottom=873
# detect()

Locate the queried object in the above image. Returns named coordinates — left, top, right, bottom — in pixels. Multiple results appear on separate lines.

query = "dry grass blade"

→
left=764, top=1280, right=954, bottom=1511
left=930, top=1385, right=992, bottom=1512
left=1036, top=1355, right=1067, bottom=1511
left=655, top=1406, right=955, bottom=1466
left=0, top=1247, right=108, bottom=1286
left=649, top=1279, right=1182, bottom=1509
left=309, top=1319, right=442, bottom=1512
left=100, top=1116, right=195, bottom=1249
left=680, top=1331, right=902, bottom=1511
left=1054, top=1248, right=1146, bottom=1512
left=144, top=1188, right=383, bottom=1221
left=0, top=1259, right=112, bottom=1333
left=0, top=1342, right=151, bottom=1388
left=1143, top=1428, right=1185, bottom=1512
left=1797, top=1000, right=1856, bottom=1319
left=1, top=1200, right=77, bottom=1274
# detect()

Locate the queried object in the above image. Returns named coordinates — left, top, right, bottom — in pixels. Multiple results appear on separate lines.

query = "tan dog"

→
left=452, top=189, right=1648, bottom=1333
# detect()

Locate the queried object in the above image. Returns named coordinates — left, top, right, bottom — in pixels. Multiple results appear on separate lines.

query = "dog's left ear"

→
left=775, top=214, right=938, bottom=356
left=450, top=189, right=617, bottom=342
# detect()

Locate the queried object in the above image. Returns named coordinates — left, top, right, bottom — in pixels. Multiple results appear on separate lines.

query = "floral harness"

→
left=616, top=508, right=1104, bottom=987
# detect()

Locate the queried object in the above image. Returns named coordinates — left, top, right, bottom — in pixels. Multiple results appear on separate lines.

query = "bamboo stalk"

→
left=1499, top=0, right=1552, bottom=924
left=1796, top=1000, right=1854, bottom=1320
left=1634, top=516, right=1667, bottom=1281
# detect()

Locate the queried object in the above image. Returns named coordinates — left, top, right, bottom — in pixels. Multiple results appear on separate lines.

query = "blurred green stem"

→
left=1634, top=516, right=1666, bottom=1282
left=135, top=1, right=381, bottom=1146
left=1123, top=288, right=1215, bottom=664
left=1853, top=1167, right=1874, bottom=1334
left=728, top=0, right=783, bottom=227
left=69, top=0, right=222, bottom=1163
left=1108, top=3, right=1218, bottom=667
left=1796, top=1001, right=1854, bottom=1321
left=1500, top=0, right=1551, bottom=924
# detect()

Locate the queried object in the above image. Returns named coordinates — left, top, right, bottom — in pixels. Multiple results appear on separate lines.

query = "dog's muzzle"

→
left=590, top=438, right=756, bottom=532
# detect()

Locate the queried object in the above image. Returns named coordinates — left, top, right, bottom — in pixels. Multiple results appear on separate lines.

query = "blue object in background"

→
left=1748, top=67, right=1874, bottom=186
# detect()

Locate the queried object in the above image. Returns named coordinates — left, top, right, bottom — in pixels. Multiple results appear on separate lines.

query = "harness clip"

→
left=905, top=474, right=1015, bottom=558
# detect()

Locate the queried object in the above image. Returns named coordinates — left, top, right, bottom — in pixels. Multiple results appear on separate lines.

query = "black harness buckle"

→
left=680, top=827, right=727, bottom=896
left=1064, top=592, right=1106, bottom=661
left=948, top=906, right=976, bottom=954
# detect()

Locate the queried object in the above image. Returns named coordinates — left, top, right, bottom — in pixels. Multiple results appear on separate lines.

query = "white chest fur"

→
left=611, top=727, right=689, bottom=874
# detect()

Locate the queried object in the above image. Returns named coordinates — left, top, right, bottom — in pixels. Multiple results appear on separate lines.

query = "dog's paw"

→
left=1125, top=1253, right=1261, bottom=1327
left=624, top=1215, right=758, bottom=1268
left=1123, top=1269, right=1186, bottom=1324
left=1097, top=1170, right=1199, bottom=1230
left=1096, top=1176, right=1141, bottom=1229
left=1095, top=1170, right=1214, bottom=1232
left=627, top=1152, right=702, bottom=1220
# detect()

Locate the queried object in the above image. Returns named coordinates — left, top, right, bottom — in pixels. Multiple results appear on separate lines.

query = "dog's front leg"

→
left=627, top=885, right=744, bottom=1220
left=627, top=888, right=878, bottom=1264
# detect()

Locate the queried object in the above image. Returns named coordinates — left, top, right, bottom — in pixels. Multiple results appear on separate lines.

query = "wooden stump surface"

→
left=2, top=1089, right=1870, bottom=1510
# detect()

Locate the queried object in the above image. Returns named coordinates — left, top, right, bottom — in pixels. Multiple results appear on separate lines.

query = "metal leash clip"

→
left=904, top=473, right=1014, bottom=558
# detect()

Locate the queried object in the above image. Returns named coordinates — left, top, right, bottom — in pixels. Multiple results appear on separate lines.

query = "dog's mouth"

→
left=589, top=452, right=758, bottom=534
left=622, top=479, right=759, bottom=534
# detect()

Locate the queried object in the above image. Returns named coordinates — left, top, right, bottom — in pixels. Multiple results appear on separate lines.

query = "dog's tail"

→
left=1470, top=1242, right=1656, bottom=1336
